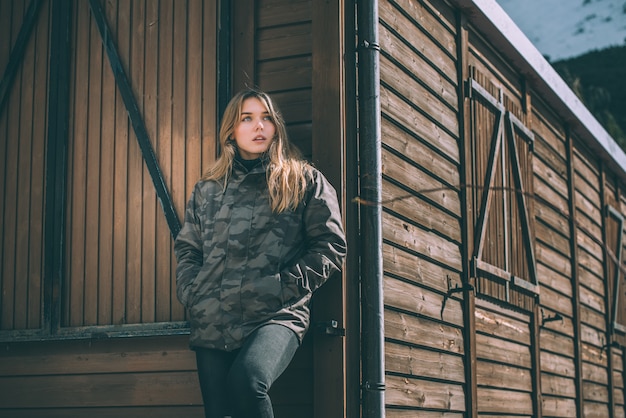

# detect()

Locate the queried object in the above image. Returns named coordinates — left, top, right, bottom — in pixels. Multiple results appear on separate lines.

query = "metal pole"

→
left=357, top=0, right=385, bottom=416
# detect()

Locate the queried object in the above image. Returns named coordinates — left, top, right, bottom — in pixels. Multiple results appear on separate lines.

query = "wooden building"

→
left=1, top=0, right=625, bottom=416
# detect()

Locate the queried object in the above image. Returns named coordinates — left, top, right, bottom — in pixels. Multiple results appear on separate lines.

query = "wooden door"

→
left=59, top=0, right=218, bottom=332
left=465, top=60, right=541, bottom=416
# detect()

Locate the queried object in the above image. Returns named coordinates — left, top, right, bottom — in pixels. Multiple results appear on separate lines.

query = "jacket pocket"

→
left=280, top=269, right=309, bottom=306
left=241, top=273, right=284, bottom=320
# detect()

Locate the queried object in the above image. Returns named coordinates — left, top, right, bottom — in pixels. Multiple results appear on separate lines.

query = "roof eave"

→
left=449, top=0, right=626, bottom=179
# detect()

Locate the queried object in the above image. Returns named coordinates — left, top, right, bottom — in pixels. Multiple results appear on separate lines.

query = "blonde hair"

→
left=202, top=89, right=312, bottom=213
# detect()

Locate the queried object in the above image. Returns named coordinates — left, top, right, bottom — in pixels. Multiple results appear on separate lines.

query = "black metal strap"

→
left=88, top=0, right=181, bottom=239
left=0, top=0, right=44, bottom=116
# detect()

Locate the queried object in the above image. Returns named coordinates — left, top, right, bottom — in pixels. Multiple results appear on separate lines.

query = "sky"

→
left=495, top=0, right=626, bottom=60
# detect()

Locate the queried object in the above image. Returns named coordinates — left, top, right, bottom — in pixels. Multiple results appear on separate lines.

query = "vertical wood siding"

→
left=466, top=33, right=537, bottom=311
left=0, top=0, right=50, bottom=332
left=378, top=0, right=465, bottom=415
left=63, top=0, right=217, bottom=327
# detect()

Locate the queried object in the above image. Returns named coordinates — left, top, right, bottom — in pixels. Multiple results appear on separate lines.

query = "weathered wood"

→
left=534, top=156, right=569, bottom=199
left=385, top=309, right=464, bottom=354
left=383, top=212, right=463, bottom=271
left=383, top=242, right=462, bottom=294
left=380, top=54, right=458, bottom=133
left=583, top=381, right=610, bottom=403
left=540, top=350, right=576, bottom=378
left=537, top=262, right=573, bottom=298
left=476, top=387, right=533, bottom=415
left=476, top=360, right=531, bottom=391
left=533, top=134, right=567, bottom=177
left=579, top=286, right=606, bottom=317
left=536, top=219, right=571, bottom=258
left=381, top=86, right=459, bottom=164
left=579, top=267, right=607, bottom=302
left=385, top=374, right=465, bottom=410
left=582, top=400, right=610, bottom=418
left=384, top=275, right=464, bottom=326
left=474, top=306, right=530, bottom=344
left=382, top=179, right=461, bottom=243
left=577, top=231, right=605, bottom=264
left=536, top=244, right=572, bottom=279
left=541, top=395, right=577, bottom=417
left=475, top=333, right=532, bottom=368
left=380, top=0, right=457, bottom=81
left=385, top=341, right=465, bottom=382
left=534, top=177, right=570, bottom=216
left=539, top=279, right=574, bottom=317
left=541, top=372, right=577, bottom=398
left=388, top=0, right=457, bottom=54
left=382, top=146, right=461, bottom=216
left=382, top=116, right=460, bottom=193
left=534, top=199, right=570, bottom=238
left=539, top=328, right=575, bottom=358
left=582, top=357, right=610, bottom=381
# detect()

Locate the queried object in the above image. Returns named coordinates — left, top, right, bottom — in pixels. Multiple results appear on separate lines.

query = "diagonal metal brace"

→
left=0, top=0, right=44, bottom=116
left=88, top=0, right=181, bottom=239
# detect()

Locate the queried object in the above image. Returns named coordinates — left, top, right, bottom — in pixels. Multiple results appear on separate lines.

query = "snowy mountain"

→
left=495, top=0, right=626, bottom=61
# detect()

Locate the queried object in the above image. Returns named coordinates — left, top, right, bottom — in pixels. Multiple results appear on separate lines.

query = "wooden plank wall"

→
left=466, top=25, right=537, bottom=417
left=531, top=96, right=578, bottom=416
left=256, top=0, right=313, bottom=159
left=1, top=0, right=215, bottom=416
left=0, top=336, right=204, bottom=417
left=254, top=1, right=316, bottom=416
left=0, top=0, right=50, bottom=332
left=573, top=141, right=611, bottom=418
left=378, top=0, right=466, bottom=415
left=1, top=0, right=318, bottom=416
left=606, top=175, right=626, bottom=417
left=475, top=300, right=534, bottom=416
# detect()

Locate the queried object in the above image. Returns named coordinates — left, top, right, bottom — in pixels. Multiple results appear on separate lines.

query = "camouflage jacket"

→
left=174, top=158, right=347, bottom=351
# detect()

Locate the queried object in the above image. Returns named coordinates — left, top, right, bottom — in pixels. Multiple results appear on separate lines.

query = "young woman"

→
left=174, top=89, right=347, bottom=418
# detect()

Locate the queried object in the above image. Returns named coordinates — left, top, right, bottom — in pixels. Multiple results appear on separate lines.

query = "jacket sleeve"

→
left=174, top=184, right=203, bottom=307
left=281, top=170, right=347, bottom=293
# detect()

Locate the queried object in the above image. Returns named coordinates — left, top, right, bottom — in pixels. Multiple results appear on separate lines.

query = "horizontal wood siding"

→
left=257, top=0, right=313, bottom=159
left=530, top=95, right=578, bottom=416
left=0, top=0, right=50, bottom=332
left=475, top=300, right=534, bottom=416
left=615, top=349, right=625, bottom=417
left=64, top=0, right=217, bottom=328
left=0, top=335, right=313, bottom=417
left=574, top=141, right=610, bottom=418
left=378, top=0, right=465, bottom=414
left=255, top=1, right=315, bottom=416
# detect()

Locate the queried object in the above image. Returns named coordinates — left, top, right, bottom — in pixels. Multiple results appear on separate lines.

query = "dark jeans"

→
left=195, top=324, right=300, bottom=418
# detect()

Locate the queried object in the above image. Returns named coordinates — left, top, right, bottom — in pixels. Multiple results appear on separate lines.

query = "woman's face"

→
left=233, top=97, right=276, bottom=160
